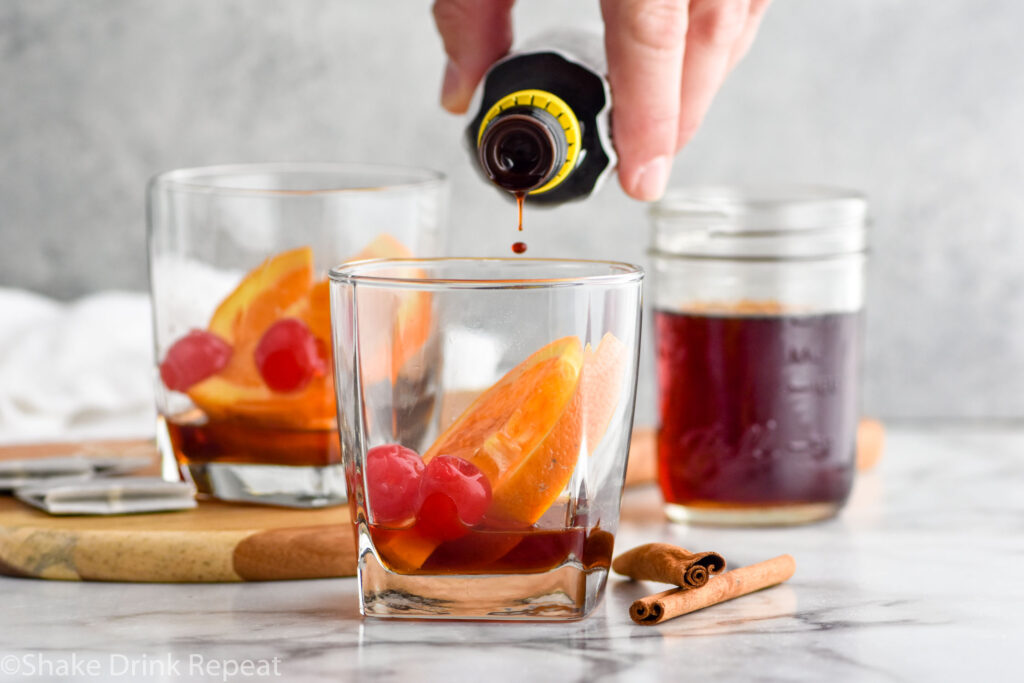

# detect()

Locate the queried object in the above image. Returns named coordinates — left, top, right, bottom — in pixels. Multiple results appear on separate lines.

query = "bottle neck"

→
left=477, top=108, right=568, bottom=194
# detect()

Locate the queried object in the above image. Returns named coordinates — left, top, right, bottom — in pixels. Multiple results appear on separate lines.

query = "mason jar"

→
left=649, top=186, right=867, bottom=525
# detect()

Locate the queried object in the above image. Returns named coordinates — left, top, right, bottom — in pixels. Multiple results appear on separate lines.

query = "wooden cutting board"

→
left=0, top=424, right=881, bottom=583
left=0, top=440, right=355, bottom=583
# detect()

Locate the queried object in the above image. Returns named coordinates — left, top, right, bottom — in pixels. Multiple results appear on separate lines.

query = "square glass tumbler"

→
left=330, top=258, right=644, bottom=620
left=148, top=163, right=447, bottom=508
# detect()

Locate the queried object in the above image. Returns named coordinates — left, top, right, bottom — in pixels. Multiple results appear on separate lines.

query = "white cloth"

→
left=0, top=288, right=157, bottom=444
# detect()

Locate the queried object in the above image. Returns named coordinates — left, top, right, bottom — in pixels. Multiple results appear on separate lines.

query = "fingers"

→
left=601, top=0, right=689, bottom=201
left=728, top=0, right=771, bottom=69
left=675, top=0, right=750, bottom=151
left=432, top=0, right=771, bottom=201
left=432, top=0, right=516, bottom=114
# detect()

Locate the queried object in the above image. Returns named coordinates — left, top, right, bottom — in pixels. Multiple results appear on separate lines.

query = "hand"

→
left=433, top=0, right=771, bottom=201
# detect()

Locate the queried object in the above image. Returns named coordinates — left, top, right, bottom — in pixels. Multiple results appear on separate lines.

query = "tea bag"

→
left=0, top=456, right=93, bottom=490
left=0, top=453, right=153, bottom=491
left=15, top=476, right=196, bottom=515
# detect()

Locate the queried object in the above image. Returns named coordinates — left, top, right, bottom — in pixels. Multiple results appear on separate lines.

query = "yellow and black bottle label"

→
left=466, top=30, right=615, bottom=205
left=476, top=90, right=582, bottom=195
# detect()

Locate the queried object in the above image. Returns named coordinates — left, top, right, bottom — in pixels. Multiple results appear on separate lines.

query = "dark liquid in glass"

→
left=369, top=522, right=614, bottom=576
left=655, top=308, right=861, bottom=510
left=166, top=415, right=339, bottom=467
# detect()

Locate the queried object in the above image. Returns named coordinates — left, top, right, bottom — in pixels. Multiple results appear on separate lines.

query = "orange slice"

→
left=187, top=246, right=335, bottom=429
left=352, top=233, right=414, bottom=261
left=188, top=236, right=428, bottom=429
left=424, top=336, right=583, bottom=475
left=480, top=333, right=627, bottom=522
left=204, top=245, right=315, bottom=389
left=288, top=280, right=331, bottom=345
left=376, top=336, right=581, bottom=568
left=208, top=246, right=314, bottom=343
left=580, top=333, right=628, bottom=457
left=285, top=233, right=411, bottom=348
left=346, top=236, right=433, bottom=385
left=379, top=334, right=627, bottom=570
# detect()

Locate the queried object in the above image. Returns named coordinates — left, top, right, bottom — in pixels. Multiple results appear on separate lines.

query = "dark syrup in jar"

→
left=655, top=308, right=861, bottom=510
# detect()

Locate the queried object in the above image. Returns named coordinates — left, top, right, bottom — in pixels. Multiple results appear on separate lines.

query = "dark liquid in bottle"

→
left=510, top=193, right=527, bottom=253
left=655, top=308, right=861, bottom=510
left=479, top=114, right=558, bottom=193
left=479, top=114, right=558, bottom=254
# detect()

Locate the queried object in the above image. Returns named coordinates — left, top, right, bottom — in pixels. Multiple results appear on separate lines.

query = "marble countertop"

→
left=1, top=425, right=1020, bottom=682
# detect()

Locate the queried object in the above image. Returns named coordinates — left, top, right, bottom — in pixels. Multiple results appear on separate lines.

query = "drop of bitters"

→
left=512, top=241, right=527, bottom=254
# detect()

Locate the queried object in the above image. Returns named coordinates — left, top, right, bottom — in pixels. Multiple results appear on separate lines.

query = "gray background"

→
left=2, top=0, right=1022, bottom=422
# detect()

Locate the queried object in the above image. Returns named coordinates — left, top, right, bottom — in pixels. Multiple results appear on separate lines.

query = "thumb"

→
left=432, top=0, right=517, bottom=114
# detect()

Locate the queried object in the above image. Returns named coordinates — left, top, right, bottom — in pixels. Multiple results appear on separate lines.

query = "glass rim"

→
left=329, top=257, right=645, bottom=290
left=648, top=183, right=867, bottom=259
left=148, top=162, right=447, bottom=196
left=649, top=184, right=866, bottom=220
left=648, top=247, right=870, bottom=263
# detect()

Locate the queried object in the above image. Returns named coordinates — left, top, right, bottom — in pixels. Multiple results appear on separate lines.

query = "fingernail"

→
left=629, top=156, right=671, bottom=201
left=440, top=60, right=463, bottom=111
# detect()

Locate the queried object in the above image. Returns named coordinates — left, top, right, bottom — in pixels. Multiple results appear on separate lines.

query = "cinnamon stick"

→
left=612, top=543, right=725, bottom=589
left=629, top=554, right=796, bottom=625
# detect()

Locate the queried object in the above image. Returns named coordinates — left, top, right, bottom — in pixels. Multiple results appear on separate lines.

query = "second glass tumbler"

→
left=148, top=163, right=447, bottom=507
